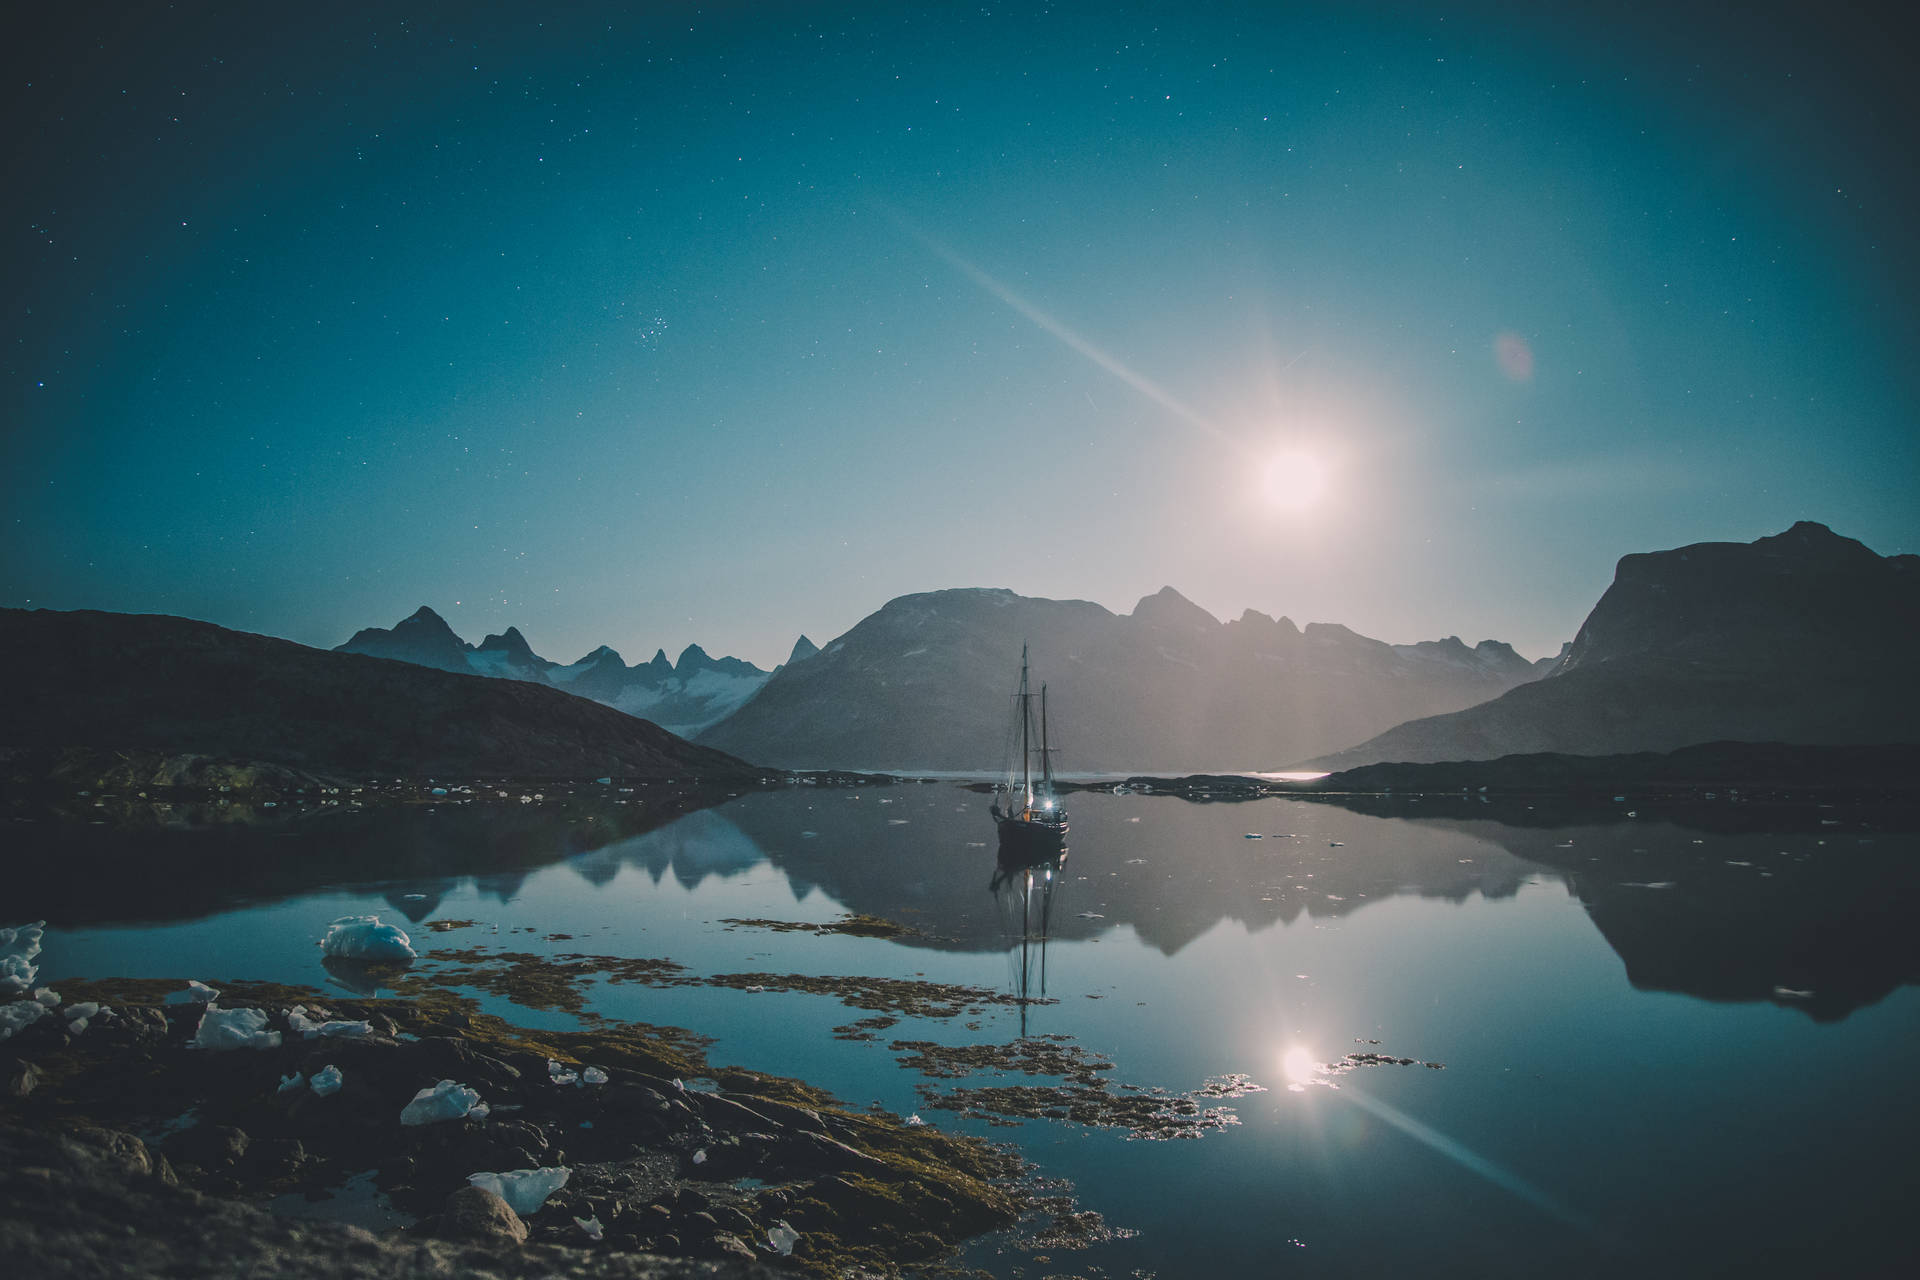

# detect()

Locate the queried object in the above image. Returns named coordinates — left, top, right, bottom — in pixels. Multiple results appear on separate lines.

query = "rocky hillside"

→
left=1307, top=523, right=1920, bottom=768
left=695, top=587, right=1548, bottom=770
left=0, top=609, right=756, bottom=782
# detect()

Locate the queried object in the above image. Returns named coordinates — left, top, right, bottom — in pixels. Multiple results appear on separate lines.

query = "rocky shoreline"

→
left=1, top=975, right=1026, bottom=1278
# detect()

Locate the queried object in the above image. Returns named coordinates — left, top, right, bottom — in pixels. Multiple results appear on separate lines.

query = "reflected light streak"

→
left=1337, top=1085, right=1607, bottom=1241
left=894, top=215, right=1236, bottom=449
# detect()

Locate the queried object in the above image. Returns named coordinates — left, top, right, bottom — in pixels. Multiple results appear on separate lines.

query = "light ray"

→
left=890, top=212, right=1236, bottom=448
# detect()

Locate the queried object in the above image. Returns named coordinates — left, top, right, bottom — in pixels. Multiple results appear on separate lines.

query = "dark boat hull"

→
left=995, top=814, right=1068, bottom=855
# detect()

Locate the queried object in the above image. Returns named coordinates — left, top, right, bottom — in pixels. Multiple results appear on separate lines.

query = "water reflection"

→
left=10, top=786, right=1919, bottom=1023
left=990, top=844, right=1067, bottom=1037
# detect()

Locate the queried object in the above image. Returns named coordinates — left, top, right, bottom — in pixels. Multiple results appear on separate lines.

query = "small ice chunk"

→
left=767, top=1221, right=799, bottom=1256
left=400, top=1079, right=483, bottom=1125
left=466, top=1167, right=570, bottom=1215
left=547, top=1059, right=578, bottom=1086
left=288, top=1004, right=372, bottom=1039
left=319, top=915, right=416, bottom=962
left=905, top=1114, right=924, bottom=1127
left=33, top=988, right=61, bottom=1007
left=187, top=980, right=220, bottom=1003
left=310, top=1064, right=344, bottom=1097
left=63, top=1001, right=100, bottom=1021
left=189, top=1006, right=282, bottom=1051
left=1, top=1000, right=49, bottom=1040
left=68, top=1017, right=90, bottom=1034
left=278, top=1071, right=306, bottom=1094
left=581, top=1066, right=607, bottom=1085
left=692, top=1148, right=706, bottom=1165
left=0, top=919, right=46, bottom=994
left=574, top=1213, right=604, bottom=1241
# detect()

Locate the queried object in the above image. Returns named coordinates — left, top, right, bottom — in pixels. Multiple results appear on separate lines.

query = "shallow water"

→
left=13, top=785, right=1920, bottom=1277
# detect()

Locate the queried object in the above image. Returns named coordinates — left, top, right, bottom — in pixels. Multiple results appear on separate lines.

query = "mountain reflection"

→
left=11, top=785, right=1917, bottom=1023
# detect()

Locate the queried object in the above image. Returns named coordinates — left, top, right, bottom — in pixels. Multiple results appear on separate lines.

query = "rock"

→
left=435, top=1185, right=529, bottom=1245
left=4, top=1060, right=39, bottom=1098
left=414, top=1037, right=524, bottom=1094
left=171, top=1124, right=249, bottom=1170
left=708, top=1232, right=758, bottom=1263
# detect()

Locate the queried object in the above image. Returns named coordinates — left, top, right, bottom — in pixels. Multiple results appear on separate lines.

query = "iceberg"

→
left=288, top=1005, right=372, bottom=1039
left=0, top=920, right=45, bottom=995
left=1, top=1001, right=49, bottom=1041
left=466, top=1167, right=570, bottom=1215
left=189, top=1006, right=282, bottom=1052
left=310, top=1064, right=344, bottom=1098
left=400, top=1079, right=484, bottom=1126
left=319, top=915, right=416, bottom=962
left=186, top=980, right=220, bottom=1003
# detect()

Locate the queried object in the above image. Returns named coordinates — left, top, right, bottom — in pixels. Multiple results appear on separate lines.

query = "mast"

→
left=1040, top=683, right=1054, bottom=792
left=1018, top=643, right=1033, bottom=812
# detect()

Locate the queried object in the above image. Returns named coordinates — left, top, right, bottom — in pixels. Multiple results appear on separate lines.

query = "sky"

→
left=5, top=0, right=1916, bottom=669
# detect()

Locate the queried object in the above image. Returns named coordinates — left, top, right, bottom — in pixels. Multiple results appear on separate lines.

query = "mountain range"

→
left=336, top=607, right=811, bottom=737
left=693, top=586, right=1554, bottom=770
left=1305, top=522, right=1920, bottom=768
left=0, top=608, right=754, bottom=784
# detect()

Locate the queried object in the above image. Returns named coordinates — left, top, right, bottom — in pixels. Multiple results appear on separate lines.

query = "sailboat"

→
left=989, top=643, right=1068, bottom=850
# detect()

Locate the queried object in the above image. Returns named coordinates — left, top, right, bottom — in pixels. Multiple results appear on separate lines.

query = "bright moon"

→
left=1262, top=448, right=1329, bottom=512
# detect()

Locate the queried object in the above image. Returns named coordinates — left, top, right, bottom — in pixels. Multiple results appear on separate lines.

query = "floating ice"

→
left=33, top=988, right=60, bottom=1008
left=0, top=920, right=46, bottom=995
left=767, top=1221, right=799, bottom=1256
left=466, top=1167, right=570, bottom=1215
left=310, top=1064, right=344, bottom=1097
left=189, top=1006, right=282, bottom=1052
left=288, top=1005, right=372, bottom=1039
left=581, top=1066, right=607, bottom=1085
left=692, top=1148, right=707, bottom=1165
left=400, top=1079, right=483, bottom=1126
left=574, top=1214, right=604, bottom=1241
left=319, top=915, right=416, bottom=962
left=278, top=1071, right=306, bottom=1094
left=0, top=1001, right=49, bottom=1040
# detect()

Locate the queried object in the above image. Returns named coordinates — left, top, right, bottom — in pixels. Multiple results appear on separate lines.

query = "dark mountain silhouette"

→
left=1308, top=523, right=1920, bottom=768
left=0, top=608, right=756, bottom=782
left=695, top=586, right=1547, bottom=770
left=338, top=605, right=473, bottom=674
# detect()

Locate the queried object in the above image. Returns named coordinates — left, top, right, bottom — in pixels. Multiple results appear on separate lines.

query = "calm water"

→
left=14, top=786, right=1920, bottom=1277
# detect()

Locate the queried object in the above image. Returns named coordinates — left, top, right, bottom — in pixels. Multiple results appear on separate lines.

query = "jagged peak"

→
left=571, top=644, right=624, bottom=667
left=676, top=643, right=712, bottom=672
left=788, top=634, right=820, bottom=664
left=404, top=605, right=444, bottom=624
left=1131, top=586, right=1219, bottom=630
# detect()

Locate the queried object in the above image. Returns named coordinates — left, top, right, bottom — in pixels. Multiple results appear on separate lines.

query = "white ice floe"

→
left=767, top=1221, right=800, bottom=1256
left=905, top=1114, right=924, bottom=1127
left=189, top=1006, right=283, bottom=1052
left=310, top=1064, right=344, bottom=1097
left=692, top=1148, right=706, bottom=1165
left=400, top=1079, right=484, bottom=1126
left=574, top=1214, right=604, bottom=1241
left=319, top=915, right=417, bottom=962
left=0, top=920, right=45, bottom=995
left=0, top=1000, right=49, bottom=1041
left=466, top=1167, right=570, bottom=1215
left=67, top=1017, right=89, bottom=1035
left=34, top=988, right=60, bottom=1008
left=288, top=1005, right=372, bottom=1039
left=187, top=980, right=220, bottom=1003
left=63, top=1001, right=100, bottom=1022
left=278, top=1072, right=306, bottom=1094
left=547, top=1060, right=578, bottom=1086
left=581, top=1066, right=608, bottom=1085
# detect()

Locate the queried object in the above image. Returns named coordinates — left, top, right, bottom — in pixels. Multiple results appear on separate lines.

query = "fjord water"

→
left=20, top=787, right=1920, bottom=1277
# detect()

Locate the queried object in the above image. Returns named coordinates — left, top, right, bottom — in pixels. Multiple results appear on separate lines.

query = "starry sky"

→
left=5, top=0, right=1916, bottom=669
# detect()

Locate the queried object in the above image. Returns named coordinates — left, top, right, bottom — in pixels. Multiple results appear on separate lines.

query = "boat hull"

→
left=995, top=814, right=1068, bottom=855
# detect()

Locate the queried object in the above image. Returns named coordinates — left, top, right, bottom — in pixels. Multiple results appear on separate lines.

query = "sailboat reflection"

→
left=991, top=844, right=1068, bottom=1037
